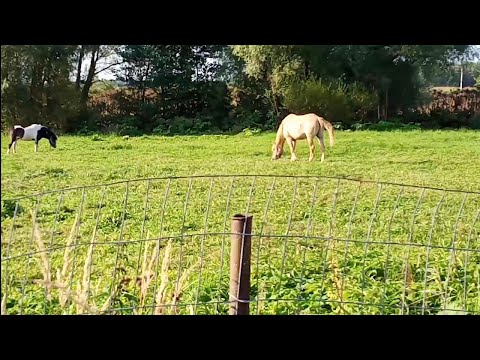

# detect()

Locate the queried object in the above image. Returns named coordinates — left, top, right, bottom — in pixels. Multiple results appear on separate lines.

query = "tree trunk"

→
left=81, top=45, right=100, bottom=104
left=270, top=81, right=280, bottom=116
left=385, top=87, right=389, bottom=120
left=75, top=46, right=85, bottom=91
left=76, top=46, right=100, bottom=133
left=304, top=59, right=310, bottom=79
left=141, top=62, right=151, bottom=103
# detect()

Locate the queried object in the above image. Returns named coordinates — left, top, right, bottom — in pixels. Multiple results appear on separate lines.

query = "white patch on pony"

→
left=17, top=124, right=43, bottom=141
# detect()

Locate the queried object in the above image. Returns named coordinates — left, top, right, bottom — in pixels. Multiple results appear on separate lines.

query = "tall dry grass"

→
left=19, top=216, right=201, bottom=315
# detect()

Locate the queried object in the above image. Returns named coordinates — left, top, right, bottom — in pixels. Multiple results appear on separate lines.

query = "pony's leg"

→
left=285, top=137, right=297, bottom=161
left=13, top=140, right=17, bottom=154
left=34, top=141, right=39, bottom=153
left=317, top=135, right=326, bottom=162
left=7, top=134, right=15, bottom=154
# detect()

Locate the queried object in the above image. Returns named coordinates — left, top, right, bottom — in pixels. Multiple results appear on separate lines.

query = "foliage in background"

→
left=1, top=44, right=479, bottom=134
left=283, top=77, right=378, bottom=126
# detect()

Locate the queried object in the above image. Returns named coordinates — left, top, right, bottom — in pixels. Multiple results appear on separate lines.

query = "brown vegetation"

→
left=419, top=89, right=480, bottom=116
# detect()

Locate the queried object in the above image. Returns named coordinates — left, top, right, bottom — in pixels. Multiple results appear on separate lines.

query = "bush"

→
left=346, top=82, right=379, bottom=122
left=282, top=77, right=378, bottom=127
left=235, top=110, right=265, bottom=129
left=400, top=108, right=480, bottom=130
left=364, top=120, right=421, bottom=131
left=1, top=199, right=22, bottom=220
left=422, top=110, right=472, bottom=129
left=469, top=116, right=480, bottom=129
left=283, top=77, right=349, bottom=121
left=77, top=127, right=95, bottom=136
left=118, top=126, right=144, bottom=137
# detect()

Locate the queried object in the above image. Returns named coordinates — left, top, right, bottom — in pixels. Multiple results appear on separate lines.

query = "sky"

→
left=93, top=54, right=120, bottom=81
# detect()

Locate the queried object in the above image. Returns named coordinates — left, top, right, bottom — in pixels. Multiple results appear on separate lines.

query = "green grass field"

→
left=1, top=130, right=480, bottom=315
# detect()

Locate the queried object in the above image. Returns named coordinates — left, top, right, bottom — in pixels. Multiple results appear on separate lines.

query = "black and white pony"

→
left=7, top=124, right=57, bottom=154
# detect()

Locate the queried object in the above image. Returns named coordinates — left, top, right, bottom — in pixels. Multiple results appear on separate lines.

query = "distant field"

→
left=2, top=130, right=480, bottom=315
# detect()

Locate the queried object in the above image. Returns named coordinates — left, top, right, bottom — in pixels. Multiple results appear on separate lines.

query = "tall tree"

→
left=231, top=45, right=303, bottom=115
left=75, top=45, right=122, bottom=104
left=1, top=45, right=78, bottom=129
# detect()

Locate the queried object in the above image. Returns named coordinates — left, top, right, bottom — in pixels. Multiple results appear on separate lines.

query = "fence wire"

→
left=1, top=175, right=479, bottom=315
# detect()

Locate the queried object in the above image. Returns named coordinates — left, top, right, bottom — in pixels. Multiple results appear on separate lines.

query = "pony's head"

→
left=271, top=142, right=284, bottom=160
left=41, top=127, right=57, bottom=148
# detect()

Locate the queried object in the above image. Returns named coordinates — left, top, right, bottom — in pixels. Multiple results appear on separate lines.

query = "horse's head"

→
left=44, top=128, right=57, bottom=148
left=271, top=142, right=284, bottom=160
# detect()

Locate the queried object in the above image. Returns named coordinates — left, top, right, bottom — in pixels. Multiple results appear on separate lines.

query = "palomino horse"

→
left=7, top=124, right=57, bottom=154
left=271, top=113, right=335, bottom=162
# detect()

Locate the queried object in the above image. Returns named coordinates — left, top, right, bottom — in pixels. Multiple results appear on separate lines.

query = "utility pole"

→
left=459, top=63, right=464, bottom=90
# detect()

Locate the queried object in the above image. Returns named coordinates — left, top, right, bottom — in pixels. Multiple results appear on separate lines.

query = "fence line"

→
left=3, top=174, right=479, bottom=202
left=2, top=175, right=479, bottom=315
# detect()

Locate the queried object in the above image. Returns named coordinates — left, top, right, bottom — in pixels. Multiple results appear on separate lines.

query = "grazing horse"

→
left=271, top=113, right=335, bottom=162
left=7, top=124, right=57, bottom=154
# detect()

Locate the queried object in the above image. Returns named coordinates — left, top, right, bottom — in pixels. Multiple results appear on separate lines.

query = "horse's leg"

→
left=307, top=136, right=316, bottom=162
left=317, top=134, right=326, bottom=162
left=286, top=137, right=297, bottom=161
left=13, top=140, right=18, bottom=154
left=34, top=140, right=39, bottom=153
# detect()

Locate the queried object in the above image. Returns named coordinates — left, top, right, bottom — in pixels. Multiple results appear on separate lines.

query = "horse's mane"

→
left=275, top=121, right=284, bottom=140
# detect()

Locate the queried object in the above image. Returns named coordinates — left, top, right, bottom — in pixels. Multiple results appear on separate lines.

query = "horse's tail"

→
left=317, top=116, right=335, bottom=146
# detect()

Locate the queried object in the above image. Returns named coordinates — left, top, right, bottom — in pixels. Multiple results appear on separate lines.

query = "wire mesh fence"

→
left=1, top=175, right=479, bottom=315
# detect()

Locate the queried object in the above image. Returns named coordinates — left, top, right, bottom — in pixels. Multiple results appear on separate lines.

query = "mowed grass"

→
left=1, top=130, right=480, bottom=315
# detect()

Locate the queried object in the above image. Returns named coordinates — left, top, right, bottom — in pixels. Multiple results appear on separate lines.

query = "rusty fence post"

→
left=229, top=213, right=253, bottom=315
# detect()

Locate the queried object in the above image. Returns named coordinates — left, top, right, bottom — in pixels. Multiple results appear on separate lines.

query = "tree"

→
left=75, top=45, right=122, bottom=104
left=231, top=45, right=304, bottom=115
left=1, top=45, right=79, bottom=130
left=231, top=45, right=473, bottom=122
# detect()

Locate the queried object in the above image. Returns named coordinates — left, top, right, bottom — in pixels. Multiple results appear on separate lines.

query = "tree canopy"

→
left=1, top=44, right=478, bottom=133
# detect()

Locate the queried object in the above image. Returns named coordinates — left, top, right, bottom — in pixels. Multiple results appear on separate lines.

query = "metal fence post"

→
left=229, top=213, right=253, bottom=315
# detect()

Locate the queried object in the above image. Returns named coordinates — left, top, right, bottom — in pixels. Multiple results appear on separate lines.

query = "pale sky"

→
left=93, top=53, right=119, bottom=81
